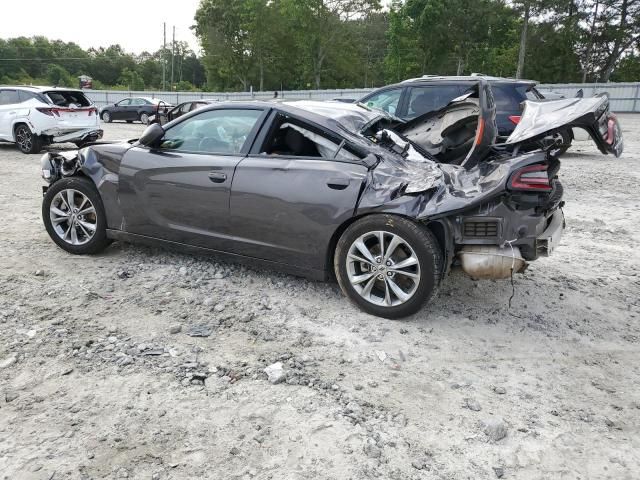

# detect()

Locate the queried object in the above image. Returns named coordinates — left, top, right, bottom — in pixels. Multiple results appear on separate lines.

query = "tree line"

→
left=0, top=37, right=205, bottom=91
left=196, top=0, right=639, bottom=90
left=1, top=0, right=638, bottom=92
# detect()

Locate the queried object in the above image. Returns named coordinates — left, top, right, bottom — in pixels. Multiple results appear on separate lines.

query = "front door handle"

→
left=327, top=177, right=350, bottom=190
left=208, top=172, right=227, bottom=183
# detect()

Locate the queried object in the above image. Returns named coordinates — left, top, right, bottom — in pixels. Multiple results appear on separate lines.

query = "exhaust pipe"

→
left=459, top=245, right=527, bottom=280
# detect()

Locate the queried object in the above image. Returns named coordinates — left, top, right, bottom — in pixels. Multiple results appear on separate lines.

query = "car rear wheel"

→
left=42, top=177, right=110, bottom=255
left=549, top=129, right=572, bottom=156
left=101, top=111, right=112, bottom=123
left=139, top=112, right=150, bottom=125
left=14, top=124, right=42, bottom=154
left=334, top=214, right=443, bottom=319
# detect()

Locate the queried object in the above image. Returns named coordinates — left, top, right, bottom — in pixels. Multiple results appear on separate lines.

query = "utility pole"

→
left=171, top=26, right=175, bottom=91
left=516, top=1, right=530, bottom=79
left=162, top=23, right=166, bottom=91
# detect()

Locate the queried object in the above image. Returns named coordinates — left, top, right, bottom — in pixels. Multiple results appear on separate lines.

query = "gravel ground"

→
left=0, top=117, right=639, bottom=480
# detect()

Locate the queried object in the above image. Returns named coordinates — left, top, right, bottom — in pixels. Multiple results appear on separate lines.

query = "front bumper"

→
left=43, top=128, right=104, bottom=143
left=535, top=209, right=565, bottom=256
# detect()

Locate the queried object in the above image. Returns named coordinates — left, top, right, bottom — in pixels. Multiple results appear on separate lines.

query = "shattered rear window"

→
left=45, top=91, right=92, bottom=108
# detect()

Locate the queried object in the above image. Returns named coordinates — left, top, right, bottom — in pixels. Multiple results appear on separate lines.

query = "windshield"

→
left=356, top=101, right=404, bottom=124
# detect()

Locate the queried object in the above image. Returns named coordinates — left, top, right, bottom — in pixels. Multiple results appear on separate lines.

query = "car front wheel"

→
left=334, top=214, right=443, bottom=319
left=42, top=177, right=110, bottom=255
left=101, top=111, right=112, bottom=123
left=139, top=112, right=150, bottom=125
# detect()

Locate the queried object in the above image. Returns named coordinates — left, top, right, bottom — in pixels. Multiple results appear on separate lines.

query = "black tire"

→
left=139, top=112, right=150, bottom=125
left=14, top=124, right=42, bottom=154
left=42, top=176, right=111, bottom=255
left=334, top=214, right=443, bottom=319
left=101, top=111, right=112, bottom=123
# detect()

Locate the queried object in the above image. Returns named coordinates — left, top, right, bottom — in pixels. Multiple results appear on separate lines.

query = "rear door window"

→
left=491, top=84, right=529, bottom=113
left=18, top=90, right=42, bottom=103
left=260, top=116, right=359, bottom=161
left=406, top=85, right=463, bottom=118
left=0, top=90, right=21, bottom=105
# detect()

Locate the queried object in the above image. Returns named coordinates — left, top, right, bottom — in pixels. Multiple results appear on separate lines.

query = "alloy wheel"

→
left=140, top=113, right=149, bottom=124
left=15, top=126, right=33, bottom=152
left=346, top=231, right=421, bottom=307
left=49, top=189, right=97, bottom=246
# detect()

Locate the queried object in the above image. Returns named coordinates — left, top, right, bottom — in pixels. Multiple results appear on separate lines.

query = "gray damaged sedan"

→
left=40, top=79, right=623, bottom=318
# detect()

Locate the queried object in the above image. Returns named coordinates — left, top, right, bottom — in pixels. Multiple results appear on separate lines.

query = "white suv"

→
left=0, top=86, right=103, bottom=154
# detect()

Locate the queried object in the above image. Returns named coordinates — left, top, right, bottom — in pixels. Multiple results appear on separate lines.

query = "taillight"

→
left=508, top=115, right=521, bottom=125
left=510, top=164, right=552, bottom=192
left=88, top=107, right=97, bottom=116
left=474, top=117, right=485, bottom=145
left=36, top=107, right=59, bottom=117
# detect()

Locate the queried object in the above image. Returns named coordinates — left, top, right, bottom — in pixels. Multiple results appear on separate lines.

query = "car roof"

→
left=392, top=74, right=537, bottom=87
left=0, top=85, right=86, bottom=93
left=194, top=100, right=385, bottom=135
left=179, top=99, right=217, bottom=105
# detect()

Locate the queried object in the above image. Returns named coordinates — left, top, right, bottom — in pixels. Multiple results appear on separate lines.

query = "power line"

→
left=0, top=55, right=161, bottom=61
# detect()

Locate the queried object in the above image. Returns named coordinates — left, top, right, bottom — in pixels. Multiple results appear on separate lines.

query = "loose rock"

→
left=463, top=398, right=482, bottom=411
left=0, top=355, right=17, bottom=369
left=482, top=417, right=508, bottom=442
left=264, top=362, right=286, bottom=384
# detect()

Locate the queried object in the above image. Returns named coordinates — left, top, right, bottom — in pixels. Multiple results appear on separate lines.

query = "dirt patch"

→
left=1, top=119, right=639, bottom=479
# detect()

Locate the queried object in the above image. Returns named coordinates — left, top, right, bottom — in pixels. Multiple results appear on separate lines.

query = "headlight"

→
left=40, top=153, right=52, bottom=182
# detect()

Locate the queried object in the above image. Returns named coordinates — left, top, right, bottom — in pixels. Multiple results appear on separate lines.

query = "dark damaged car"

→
left=39, top=80, right=623, bottom=318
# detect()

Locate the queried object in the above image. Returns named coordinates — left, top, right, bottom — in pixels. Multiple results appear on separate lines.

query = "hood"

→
left=505, top=95, right=623, bottom=157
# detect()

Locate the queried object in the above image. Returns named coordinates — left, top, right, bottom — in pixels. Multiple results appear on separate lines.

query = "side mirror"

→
left=138, top=123, right=164, bottom=147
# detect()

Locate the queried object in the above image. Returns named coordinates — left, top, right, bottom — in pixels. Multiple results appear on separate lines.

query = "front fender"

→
left=40, top=142, right=133, bottom=230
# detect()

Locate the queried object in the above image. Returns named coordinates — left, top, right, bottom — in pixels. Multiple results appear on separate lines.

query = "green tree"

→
left=611, top=53, right=640, bottom=80
left=46, top=64, right=76, bottom=87
left=118, top=68, right=145, bottom=90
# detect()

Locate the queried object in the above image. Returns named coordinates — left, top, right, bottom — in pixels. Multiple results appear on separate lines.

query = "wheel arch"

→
left=324, top=212, right=451, bottom=280
left=12, top=121, right=35, bottom=141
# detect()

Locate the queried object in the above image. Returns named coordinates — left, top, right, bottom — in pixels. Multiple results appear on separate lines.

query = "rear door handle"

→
left=208, top=172, right=227, bottom=183
left=327, top=177, right=350, bottom=190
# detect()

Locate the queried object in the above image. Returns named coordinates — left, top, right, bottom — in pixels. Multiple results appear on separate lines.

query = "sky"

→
left=0, top=0, right=202, bottom=54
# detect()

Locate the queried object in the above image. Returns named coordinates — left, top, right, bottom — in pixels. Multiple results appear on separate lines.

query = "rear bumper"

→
left=535, top=209, right=565, bottom=256
left=44, top=128, right=104, bottom=143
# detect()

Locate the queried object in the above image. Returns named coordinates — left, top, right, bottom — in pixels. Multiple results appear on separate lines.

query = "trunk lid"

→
left=43, top=90, right=98, bottom=128
left=505, top=94, right=623, bottom=157
left=394, top=80, right=497, bottom=168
